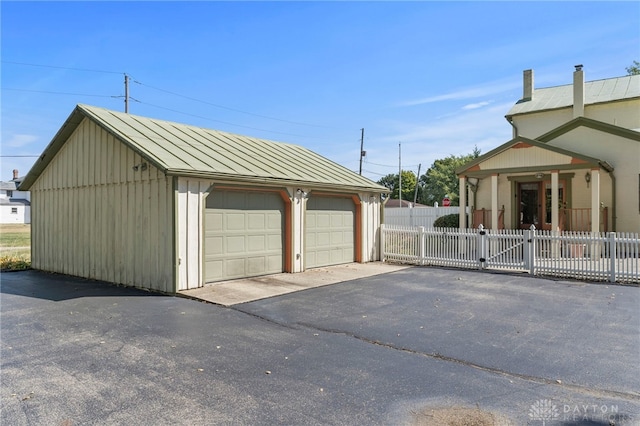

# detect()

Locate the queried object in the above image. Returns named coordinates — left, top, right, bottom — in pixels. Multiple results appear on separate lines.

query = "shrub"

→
left=0, top=254, right=31, bottom=271
left=433, top=213, right=460, bottom=228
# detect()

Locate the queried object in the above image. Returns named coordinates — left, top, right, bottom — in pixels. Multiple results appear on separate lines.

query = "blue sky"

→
left=2, top=1, right=639, bottom=183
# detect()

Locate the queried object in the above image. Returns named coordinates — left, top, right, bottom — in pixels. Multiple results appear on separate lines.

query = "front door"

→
left=518, top=181, right=565, bottom=230
left=518, top=182, right=540, bottom=229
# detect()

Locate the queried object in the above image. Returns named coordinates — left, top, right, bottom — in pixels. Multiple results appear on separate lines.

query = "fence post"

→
left=529, top=224, right=536, bottom=275
left=478, top=224, right=486, bottom=269
left=380, top=224, right=386, bottom=262
left=608, top=232, right=616, bottom=283
left=419, top=226, right=426, bottom=265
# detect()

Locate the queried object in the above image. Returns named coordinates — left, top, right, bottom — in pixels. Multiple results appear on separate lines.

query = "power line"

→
left=139, top=101, right=322, bottom=139
left=3, top=87, right=113, bottom=98
left=364, top=159, right=421, bottom=169
left=1, top=60, right=122, bottom=75
left=137, top=80, right=333, bottom=129
left=3, top=60, right=360, bottom=139
left=3, top=60, right=340, bottom=129
left=0, top=155, right=40, bottom=157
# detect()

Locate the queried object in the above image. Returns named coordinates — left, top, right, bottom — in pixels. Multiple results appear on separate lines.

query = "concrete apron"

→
left=179, top=262, right=409, bottom=306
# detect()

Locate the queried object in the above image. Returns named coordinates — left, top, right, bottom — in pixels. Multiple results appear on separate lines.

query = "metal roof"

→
left=506, top=74, right=640, bottom=116
left=0, top=181, right=17, bottom=191
left=21, top=104, right=387, bottom=192
left=0, top=198, right=30, bottom=206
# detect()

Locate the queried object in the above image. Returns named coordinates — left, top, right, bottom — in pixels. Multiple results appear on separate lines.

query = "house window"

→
left=11, top=207, right=18, bottom=214
left=6, top=190, right=13, bottom=197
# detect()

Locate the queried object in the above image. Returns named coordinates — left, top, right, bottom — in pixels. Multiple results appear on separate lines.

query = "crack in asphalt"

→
left=231, top=305, right=640, bottom=403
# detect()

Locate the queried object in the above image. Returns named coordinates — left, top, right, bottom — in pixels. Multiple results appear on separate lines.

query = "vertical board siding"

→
left=177, top=177, right=213, bottom=291
left=29, top=118, right=174, bottom=293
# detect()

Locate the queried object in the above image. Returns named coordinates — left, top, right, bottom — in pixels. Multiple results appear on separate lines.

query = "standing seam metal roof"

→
left=506, top=74, right=640, bottom=116
left=21, top=104, right=387, bottom=192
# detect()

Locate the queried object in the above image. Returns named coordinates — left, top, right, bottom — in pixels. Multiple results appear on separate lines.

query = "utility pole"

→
left=413, top=163, right=421, bottom=205
left=358, top=128, right=365, bottom=175
left=398, top=143, right=402, bottom=208
left=124, top=74, right=130, bottom=113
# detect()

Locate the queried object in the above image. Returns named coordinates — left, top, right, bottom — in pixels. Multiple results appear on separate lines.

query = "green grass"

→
left=1, top=224, right=31, bottom=271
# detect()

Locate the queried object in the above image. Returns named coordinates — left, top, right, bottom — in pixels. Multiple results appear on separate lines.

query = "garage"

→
left=204, top=189, right=286, bottom=282
left=21, top=104, right=387, bottom=293
left=305, top=195, right=355, bottom=268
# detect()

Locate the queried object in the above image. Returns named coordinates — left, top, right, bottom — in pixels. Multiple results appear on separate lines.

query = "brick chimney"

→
left=12, top=169, right=18, bottom=180
left=573, top=64, right=585, bottom=118
left=523, top=69, right=534, bottom=101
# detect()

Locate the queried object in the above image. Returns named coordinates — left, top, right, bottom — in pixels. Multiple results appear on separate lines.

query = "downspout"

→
left=506, top=115, right=518, bottom=138
left=605, top=168, right=616, bottom=232
left=598, top=161, right=616, bottom=232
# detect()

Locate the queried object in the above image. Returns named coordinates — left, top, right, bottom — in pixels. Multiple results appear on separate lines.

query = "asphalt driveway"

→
left=2, top=268, right=639, bottom=425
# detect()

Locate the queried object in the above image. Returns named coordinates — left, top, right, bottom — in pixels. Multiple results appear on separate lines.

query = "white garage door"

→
left=305, top=196, right=355, bottom=268
left=204, top=190, right=284, bottom=282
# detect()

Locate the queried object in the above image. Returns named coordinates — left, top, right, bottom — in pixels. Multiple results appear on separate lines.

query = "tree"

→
left=626, top=60, right=640, bottom=75
left=377, top=170, right=419, bottom=201
left=419, top=147, right=480, bottom=206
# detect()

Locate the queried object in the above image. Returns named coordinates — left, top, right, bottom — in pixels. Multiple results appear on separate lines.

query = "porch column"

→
left=491, top=174, right=498, bottom=229
left=551, top=170, right=559, bottom=231
left=467, top=178, right=475, bottom=228
left=459, top=176, right=467, bottom=229
left=591, top=169, right=600, bottom=233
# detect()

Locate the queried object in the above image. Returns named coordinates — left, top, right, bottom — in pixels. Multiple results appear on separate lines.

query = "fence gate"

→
left=482, top=226, right=529, bottom=272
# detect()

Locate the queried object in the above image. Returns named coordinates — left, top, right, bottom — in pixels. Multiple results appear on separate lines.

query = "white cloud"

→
left=462, top=101, right=491, bottom=110
left=3, top=134, right=39, bottom=148
left=397, top=79, right=521, bottom=107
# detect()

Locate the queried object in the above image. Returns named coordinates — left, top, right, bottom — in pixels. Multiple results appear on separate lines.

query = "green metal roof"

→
left=506, top=74, right=640, bottom=117
left=21, top=104, right=387, bottom=192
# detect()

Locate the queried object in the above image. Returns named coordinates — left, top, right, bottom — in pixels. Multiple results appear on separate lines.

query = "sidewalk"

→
left=179, top=262, right=409, bottom=306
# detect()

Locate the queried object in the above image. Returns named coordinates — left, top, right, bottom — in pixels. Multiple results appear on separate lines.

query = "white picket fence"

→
left=381, top=224, right=640, bottom=284
left=384, top=207, right=466, bottom=227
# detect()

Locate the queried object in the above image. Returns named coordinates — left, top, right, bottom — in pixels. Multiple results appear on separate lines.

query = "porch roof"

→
left=456, top=136, right=612, bottom=178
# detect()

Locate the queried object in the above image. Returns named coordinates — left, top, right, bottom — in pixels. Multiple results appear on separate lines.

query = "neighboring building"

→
left=457, top=66, right=640, bottom=233
left=384, top=199, right=428, bottom=208
left=0, top=169, right=31, bottom=224
left=19, top=104, right=388, bottom=293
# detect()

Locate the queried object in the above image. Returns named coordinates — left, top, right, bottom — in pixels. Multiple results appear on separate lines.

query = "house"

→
left=0, top=169, right=31, bottom=224
left=456, top=66, right=640, bottom=233
left=19, top=104, right=388, bottom=293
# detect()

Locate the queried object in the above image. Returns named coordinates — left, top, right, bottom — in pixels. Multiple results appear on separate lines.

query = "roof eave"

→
left=165, top=169, right=389, bottom=193
left=19, top=106, right=87, bottom=190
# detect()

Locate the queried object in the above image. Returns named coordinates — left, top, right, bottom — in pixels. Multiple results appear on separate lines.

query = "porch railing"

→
left=560, top=207, right=608, bottom=232
left=472, top=208, right=505, bottom=229
left=381, top=224, right=639, bottom=284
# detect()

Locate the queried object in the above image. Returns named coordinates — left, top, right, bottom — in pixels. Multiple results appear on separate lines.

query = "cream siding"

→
left=584, top=99, right=640, bottom=129
left=481, top=145, right=574, bottom=170
left=29, top=119, right=174, bottom=292
left=176, top=177, right=213, bottom=291
left=360, top=194, right=382, bottom=262
left=547, top=127, right=639, bottom=232
left=512, top=100, right=640, bottom=140
left=514, top=110, right=574, bottom=139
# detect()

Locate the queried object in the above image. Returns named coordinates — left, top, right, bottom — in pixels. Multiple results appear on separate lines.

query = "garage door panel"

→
left=247, top=235, right=266, bottom=251
left=267, top=234, right=283, bottom=250
left=305, top=196, right=355, bottom=269
left=247, top=257, right=265, bottom=274
left=267, top=213, right=282, bottom=229
left=205, top=190, right=284, bottom=282
left=205, top=260, right=224, bottom=281
left=205, top=236, right=223, bottom=255
left=247, top=213, right=265, bottom=229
